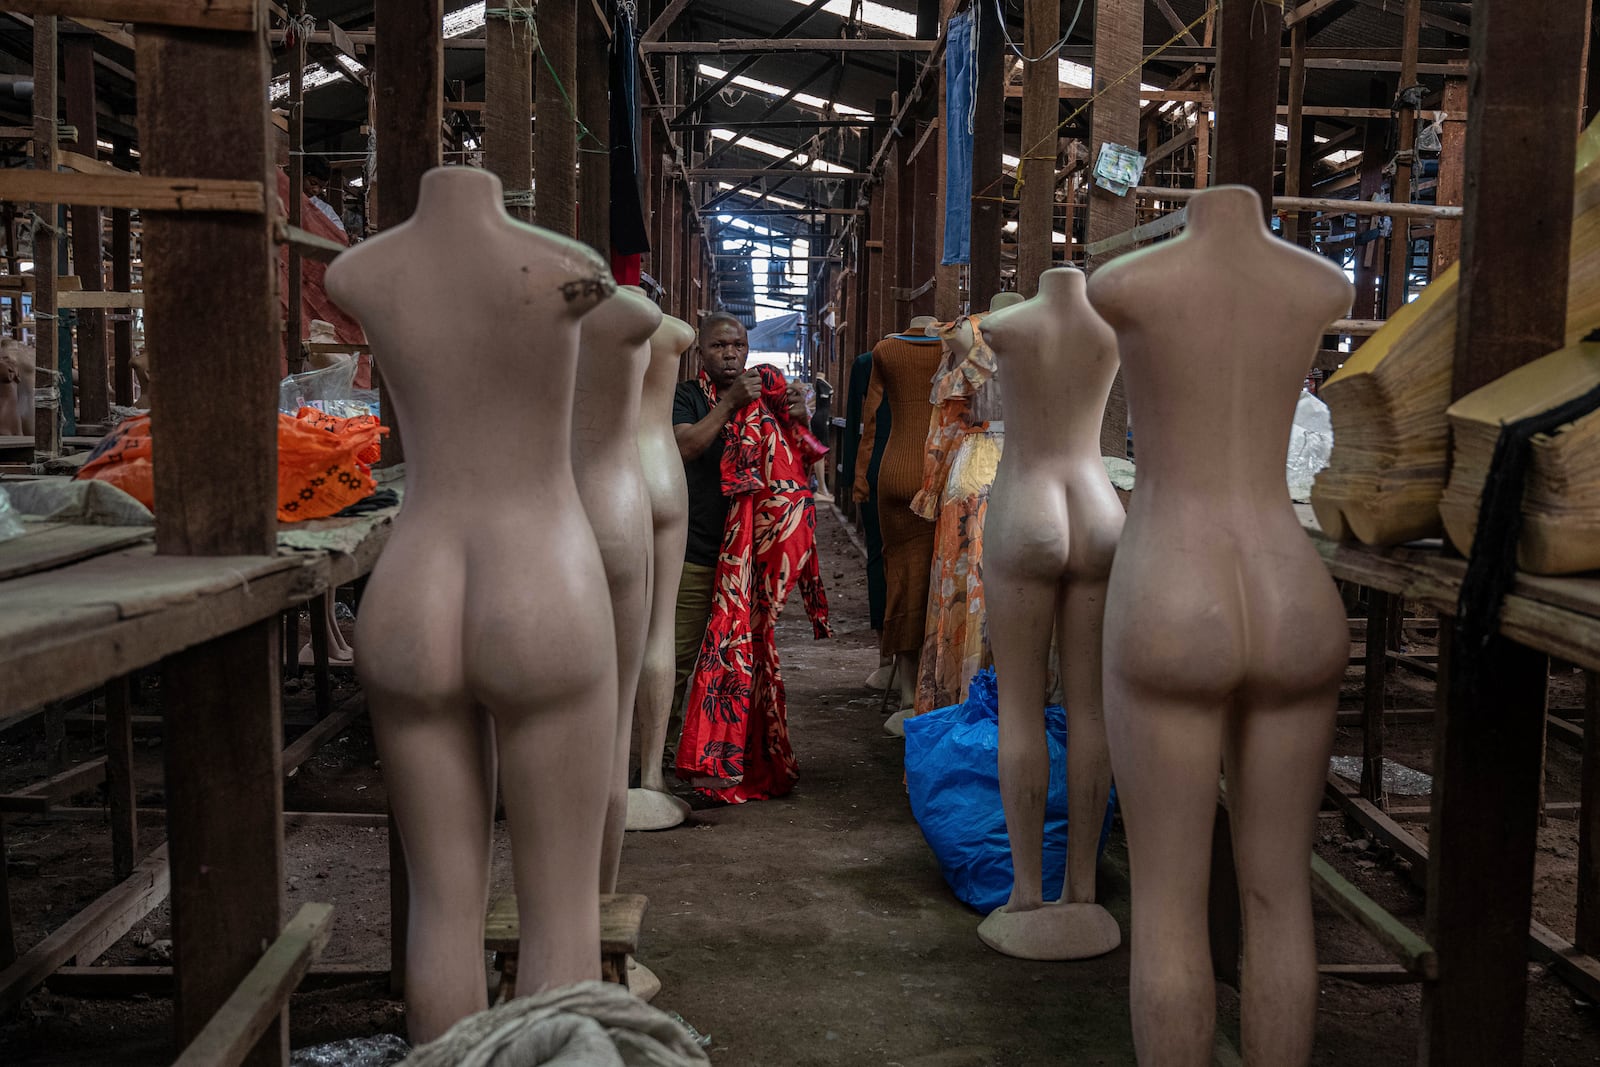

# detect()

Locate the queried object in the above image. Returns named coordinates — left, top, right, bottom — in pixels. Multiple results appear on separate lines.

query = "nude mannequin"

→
left=975, top=269, right=1123, bottom=961
left=324, top=166, right=618, bottom=1044
left=572, top=283, right=662, bottom=896
left=627, top=309, right=697, bottom=833
left=1087, top=186, right=1353, bottom=1065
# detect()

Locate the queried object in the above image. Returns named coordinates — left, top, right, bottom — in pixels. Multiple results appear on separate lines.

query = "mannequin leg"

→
left=369, top=697, right=496, bottom=1044
left=494, top=685, right=614, bottom=995
left=601, top=565, right=652, bottom=892
left=989, top=575, right=1059, bottom=911
left=327, top=592, right=354, bottom=660
left=1224, top=695, right=1337, bottom=1066
left=1059, top=578, right=1111, bottom=905
left=1105, top=684, right=1225, bottom=1066
left=637, top=528, right=684, bottom=794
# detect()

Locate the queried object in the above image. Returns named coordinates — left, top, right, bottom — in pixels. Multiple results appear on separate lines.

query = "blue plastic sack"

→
left=904, top=668, right=1116, bottom=914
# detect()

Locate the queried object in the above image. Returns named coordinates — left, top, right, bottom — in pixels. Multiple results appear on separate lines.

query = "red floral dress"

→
left=675, top=365, right=832, bottom=803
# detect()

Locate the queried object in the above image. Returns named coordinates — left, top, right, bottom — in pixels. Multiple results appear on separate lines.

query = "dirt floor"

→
left=3, top=509, right=1600, bottom=1064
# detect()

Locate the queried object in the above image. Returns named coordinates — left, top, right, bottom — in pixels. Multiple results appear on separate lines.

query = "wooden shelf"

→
left=1298, top=507, right=1600, bottom=673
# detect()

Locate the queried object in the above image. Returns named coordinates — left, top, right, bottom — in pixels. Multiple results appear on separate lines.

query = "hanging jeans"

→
left=942, top=8, right=976, bottom=266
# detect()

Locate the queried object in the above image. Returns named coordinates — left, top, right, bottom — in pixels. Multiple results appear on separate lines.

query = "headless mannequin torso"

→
left=1087, top=186, right=1353, bottom=1065
left=573, top=285, right=662, bottom=895
left=628, top=310, right=697, bottom=831
left=977, top=269, right=1123, bottom=960
left=325, top=167, right=618, bottom=1044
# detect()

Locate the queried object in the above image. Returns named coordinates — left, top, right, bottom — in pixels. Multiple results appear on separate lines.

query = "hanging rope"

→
left=486, top=1, right=538, bottom=25
left=996, top=0, right=1218, bottom=202
left=993, top=0, right=1088, bottom=64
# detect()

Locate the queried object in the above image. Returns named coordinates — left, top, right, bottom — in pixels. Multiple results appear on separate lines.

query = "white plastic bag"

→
left=0, top=485, right=26, bottom=542
left=1286, top=390, right=1334, bottom=503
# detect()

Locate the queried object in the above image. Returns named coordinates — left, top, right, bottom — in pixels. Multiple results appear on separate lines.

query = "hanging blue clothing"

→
left=942, top=8, right=975, bottom=266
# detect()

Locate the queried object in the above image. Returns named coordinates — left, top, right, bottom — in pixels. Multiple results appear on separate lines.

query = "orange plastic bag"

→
left=77, top=411, right=388, bottom=523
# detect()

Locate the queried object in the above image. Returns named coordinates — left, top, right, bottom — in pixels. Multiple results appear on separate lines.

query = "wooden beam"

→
left=1579, top=673, right=1600, bottom=956
left=0, top=845, right=169, bottom=1015
left=1283, top=21, right=1310, bottom=245
left=55, top=289, right=142, bottom=308
left=689, top=168, right=868, bottom=180
left=483, top=8, right=534, bottom=223
left=0, top=172, right=265, bottom=212
left=534, top=0, right=577, bottom=236
left=1385, top=0, right=1422, bottom=313
left=110, top=142, right=133, bottom=405
left=31, top=14, right=59, bottom=461
left=286, top=20, right=304, bottom=375
left=273, top=220, right=345, bottom=263
left=669, top=0, right=833, bottom=125
left=642, top=38, right=939, bottom=53
left=171, top=903, right=335, bottom=1067
left=1432, top=75, right=1468, bottom=273
left=1081, top=206, right=1187, bottom=257
left=1017, top=0, right=1057, bottom=297
left=1285, top=0, right=1347, bottom=28
left=105, top=676, right=137, bottom=882
left=1310, top=854, right=1437, bottom=978
left=16, top=1, right=257, bottom=32
left=641, top=0, right=691, bottom=43
left=1423, top=1, right=1587, bottom=1060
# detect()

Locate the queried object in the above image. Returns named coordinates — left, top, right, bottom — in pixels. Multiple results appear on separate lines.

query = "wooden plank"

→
left=1423, top=3, right=1586, bottom=1062
left=281, top=692, right=366, bottom=775
left=485, top=893, right=647, bottom=957
left=1325, top=772, right=1429, bottom=887
left=1318, top=962, right=1424, bottom=984
left=11, top=755, right=106, bottom=803
left=273, top=221, right=344, bottom=264
left=0, top=172, right=265, bottom=212
left=47, top=961, right=386, bottom=996
left=0, top=523, right=152, bottom=582
left=172, top=902, right=335, bottom=1067
left=643, top=38, right=938, bottom=53
left=16, top=1, right=258, bottom=32
left=1310, top=854, right=1437, bottom=978
left=1285, top=0, right=1347, bottom=28
left=641, top=0, right=691, bottom=43
left=1082, top=207, right=1188, bottom=258
left=0, top=844, right=169, bottom=1014
left=1528, top=920, right=1600, bottom=1006
left=55, top=289, right=143, bottom=309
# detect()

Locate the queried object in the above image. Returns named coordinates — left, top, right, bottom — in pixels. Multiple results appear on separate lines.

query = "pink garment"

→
left=275, top=169, right=370, bottom=387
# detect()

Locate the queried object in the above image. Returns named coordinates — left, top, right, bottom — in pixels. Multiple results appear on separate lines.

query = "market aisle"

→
left=619, top=507, right=1139, bottom=1066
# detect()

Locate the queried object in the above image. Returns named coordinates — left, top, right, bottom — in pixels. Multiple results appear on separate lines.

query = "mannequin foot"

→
left=298, top=640, right=354, bottom=668
left=626, top=787, right=690, bottom=831
left=627, top=957, right=661, bottom=1002
left=883, top=709, right=908, bottom=737
left=976, top=901, right=1121, bottom=961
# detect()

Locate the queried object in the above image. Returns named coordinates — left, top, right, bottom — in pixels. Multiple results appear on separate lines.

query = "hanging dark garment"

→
left=609, top=2, right=651, bottom=257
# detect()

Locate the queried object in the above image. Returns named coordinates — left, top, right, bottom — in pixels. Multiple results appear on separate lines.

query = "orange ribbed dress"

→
left=854, top=334, right=943, bottom=657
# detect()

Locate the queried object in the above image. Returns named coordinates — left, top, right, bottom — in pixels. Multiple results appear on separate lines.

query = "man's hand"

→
left=722, top=369, right=762, bottom=410
left=785, top=381, right=808, bottom=423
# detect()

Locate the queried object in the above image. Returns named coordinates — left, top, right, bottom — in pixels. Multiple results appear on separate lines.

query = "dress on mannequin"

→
left=976, top=269, right=1123, bottom=961
left=325, top=166, right=619, bottom=1044
left=1088, top=185, right=1353, bottom=1065
left=910, top=293, right=1023, bottom=717
left=854, top=321, right=943, bottom=711
left=573, top=285, right=662, bottom=897
left=627, top=310, right=696, bottom=833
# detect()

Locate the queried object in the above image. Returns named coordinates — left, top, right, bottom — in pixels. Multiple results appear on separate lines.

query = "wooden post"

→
left=1017, top=0, right=1059, bottom=297
left=1578, top=672, right=1600, bottom=956
left=484, top=7, right=535, bottom=223
left=286, top=24, right=306, bottom=376
left=1283, top=22, right=1310, bottom=246
left=535, top=0, right=579, bottom=237
left=867, top=176, right=886, bottom=343
left=885, top=134, right=906, bottom=329
left=1351, top=80, right=1389, bottom=319
left=105, top=676, right=137, bottom=882
left=931, top=0, right=959, bottom=321
left=912, top=121, right=939, bottom=317
left=1431, top=76, right=1468, bottom=274
left=64, top=33, right=108, bottom=428
left=1422, top=4, right=1586, bottom=1063
left=3, top=205, right=17, bottom=340
left=138, top=11, right=284, bottom=1063
left=29, top=17, right=55, bottom=460
left=576, top=1, right=610, bottom=258
left=1212, top=0, right=1281, bottom=212
left=1087, top=0, right=1142, bottom=456
left=1384, top=0, right=1422, bottom=312
left=374, top=0, right=443, bottom=469
left=968, top=0, right=1004, bottom=308
left=111, top=144, right=134, bottom=406
left=1361, top=590, right=1391, bottom=807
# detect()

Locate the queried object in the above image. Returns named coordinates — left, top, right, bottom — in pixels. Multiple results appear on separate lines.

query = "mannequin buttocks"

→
left=573, top=285, right=663, bottom=895
left=325, top=166, right=618, bottom=1044
left=1087, top=186, right=1353, bottom=1066
left=627, top=310, right=697, bottom=832
left=976, top=269, right=1123, bottom=961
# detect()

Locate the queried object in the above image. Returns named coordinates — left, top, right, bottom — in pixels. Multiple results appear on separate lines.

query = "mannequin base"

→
left=298, top=641, right=354, bottom=668
left=625, top=787, right=690, bottom=831
left=883, top=709, right=908, bottom=737
left=627, top=957, right=661, bottom=1002
left=976, top=902, right=1121, bottom=961
left=865, top=663, right=894, bottom=690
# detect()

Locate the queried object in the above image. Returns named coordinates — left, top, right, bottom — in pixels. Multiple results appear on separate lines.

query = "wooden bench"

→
left=484, top=893, right=647, bottom=1000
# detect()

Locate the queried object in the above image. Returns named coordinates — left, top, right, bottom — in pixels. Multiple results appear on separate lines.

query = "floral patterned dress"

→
left=910, top=314, right=1005, bottom=716
left=675, top=365, right=832, bottom=803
